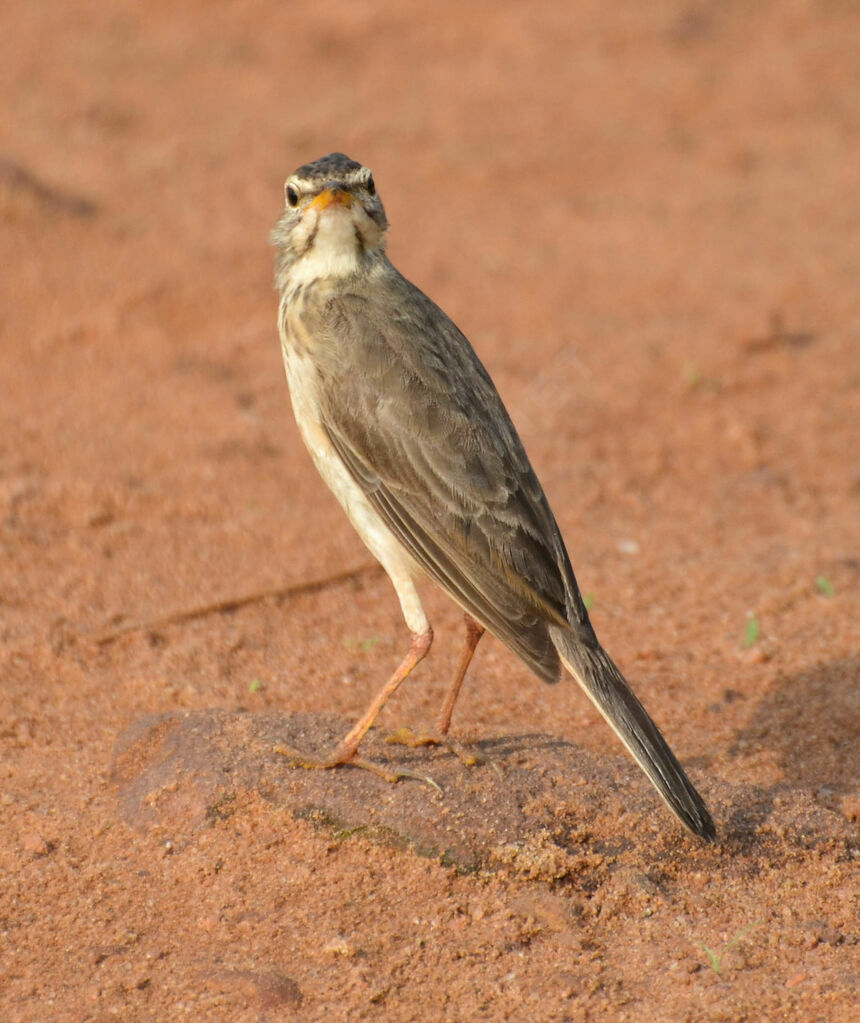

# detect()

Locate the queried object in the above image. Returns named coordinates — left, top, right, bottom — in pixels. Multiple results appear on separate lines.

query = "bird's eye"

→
left=366, top=176, right=375, bottom=197
left=286, top=185, right=299, bottom=208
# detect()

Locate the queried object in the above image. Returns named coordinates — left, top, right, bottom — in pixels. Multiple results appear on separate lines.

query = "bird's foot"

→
left=384, top=726, right=479, bottom=767
left=272, top=743, right=441, bottom=790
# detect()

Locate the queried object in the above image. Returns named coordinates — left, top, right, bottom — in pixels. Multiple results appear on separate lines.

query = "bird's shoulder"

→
left=301, top=264, right=590, bottom=630
left=309, top=265, right=528, bottom=493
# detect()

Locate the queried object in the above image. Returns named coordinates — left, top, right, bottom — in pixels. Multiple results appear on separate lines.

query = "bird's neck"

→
left=277, top=222, right=387, bottom=301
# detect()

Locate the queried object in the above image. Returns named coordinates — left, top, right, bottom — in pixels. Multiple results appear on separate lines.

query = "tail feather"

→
left=551, top=626, right=716, bottom=841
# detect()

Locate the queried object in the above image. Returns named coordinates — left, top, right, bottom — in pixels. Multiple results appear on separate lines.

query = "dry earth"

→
left=1, top=2, right=858, bottom=1020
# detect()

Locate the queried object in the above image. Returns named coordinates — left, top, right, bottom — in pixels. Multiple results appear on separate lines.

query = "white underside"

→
left=281, top=343, right=430, bottom=636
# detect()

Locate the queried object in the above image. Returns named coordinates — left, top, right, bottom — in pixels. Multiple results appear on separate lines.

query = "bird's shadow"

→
left=109, top=659, right=859, bottom=870
left=468, top=656, right=859, bottom=853
left=720, top=655, right=859, bottom=849
left=732, top=655, right=859, bottom=793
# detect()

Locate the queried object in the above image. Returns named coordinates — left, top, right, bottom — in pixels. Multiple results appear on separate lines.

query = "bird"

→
left=270, top=152, right=715, bottom=842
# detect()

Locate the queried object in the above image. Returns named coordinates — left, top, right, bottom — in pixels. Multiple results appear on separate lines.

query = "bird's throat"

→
left=290, top=209, right=367, bottom=287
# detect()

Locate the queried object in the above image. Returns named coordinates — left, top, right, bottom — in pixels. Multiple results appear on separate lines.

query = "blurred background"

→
left=2, top=0, right=858, bottom=772
left=2, top=2, right=859, bottom=1018
left=3, top=0, right=856, bottom=625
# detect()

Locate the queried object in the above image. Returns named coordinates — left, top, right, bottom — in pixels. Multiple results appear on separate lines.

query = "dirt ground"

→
left=1, top=1, right=859, bottom=1020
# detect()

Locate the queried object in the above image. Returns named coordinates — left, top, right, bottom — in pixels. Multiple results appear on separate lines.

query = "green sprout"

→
left=743, top=616, right=760, bottom=648
left=700, top=922, right=762, bottom=975
left=343, top=635, right=382, bottom=651
left=815, top=576, right=834, bottom=597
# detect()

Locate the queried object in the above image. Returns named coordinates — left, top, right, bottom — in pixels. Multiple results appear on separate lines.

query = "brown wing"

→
left=308, top=268, right=596, bottom=684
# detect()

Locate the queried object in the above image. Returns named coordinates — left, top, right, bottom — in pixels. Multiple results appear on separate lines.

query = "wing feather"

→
left=307, top=269, right=595, bottom=683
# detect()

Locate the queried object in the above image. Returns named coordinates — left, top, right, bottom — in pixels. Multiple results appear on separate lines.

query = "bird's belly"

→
left=281, top=345, right=418, bottom=585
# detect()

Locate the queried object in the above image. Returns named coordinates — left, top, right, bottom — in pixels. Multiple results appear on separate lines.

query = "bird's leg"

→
left=275, top=627, right=435, bottom=784
left=437, top=615, right=485, bottom=736
left=387, top=614, right=485, bottom=765
left=331, top=627, right=433, bottom=762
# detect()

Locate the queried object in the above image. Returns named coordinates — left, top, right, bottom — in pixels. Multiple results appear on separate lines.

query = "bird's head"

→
left=271, top=152, right=388, bottom=289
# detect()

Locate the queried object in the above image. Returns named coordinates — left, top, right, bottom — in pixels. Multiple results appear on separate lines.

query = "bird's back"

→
left=300, top=261, right=598, bottom=684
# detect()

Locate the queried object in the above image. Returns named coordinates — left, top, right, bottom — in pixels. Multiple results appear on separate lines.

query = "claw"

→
left=272, top=743, right=441, bottom=791
left=385, top=727, right=479, bottom=767
left=385, top=725, right=437, bottom=748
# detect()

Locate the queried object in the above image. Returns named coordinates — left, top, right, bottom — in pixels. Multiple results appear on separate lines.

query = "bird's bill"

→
left=308, top=188, right=354, bottom=212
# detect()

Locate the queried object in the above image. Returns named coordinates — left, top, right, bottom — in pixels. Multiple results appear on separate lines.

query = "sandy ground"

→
left=1, top=1, right=859, bottom=1020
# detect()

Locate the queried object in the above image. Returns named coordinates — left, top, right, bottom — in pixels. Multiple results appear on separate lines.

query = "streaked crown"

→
left=290, top=152, right=367, bottom=188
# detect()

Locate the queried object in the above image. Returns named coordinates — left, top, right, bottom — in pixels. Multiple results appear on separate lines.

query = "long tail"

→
left=550, top=625, right=716, bottom=841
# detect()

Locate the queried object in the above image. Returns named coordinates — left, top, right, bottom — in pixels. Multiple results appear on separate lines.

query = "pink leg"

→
left=436, top=614, right=485, bottom=736
left=386, top=614, right=485, bottom=764
left=330, top=627, right=433, bottom=761
left=275, top=628, right=434, bottom=783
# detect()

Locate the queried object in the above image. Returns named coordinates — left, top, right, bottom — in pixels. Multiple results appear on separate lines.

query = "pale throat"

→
left=290, top=208, right=373, bottom=286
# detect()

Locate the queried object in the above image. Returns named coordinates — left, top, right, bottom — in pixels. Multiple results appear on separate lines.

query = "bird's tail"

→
left=550, top=625, right=716, bottom=841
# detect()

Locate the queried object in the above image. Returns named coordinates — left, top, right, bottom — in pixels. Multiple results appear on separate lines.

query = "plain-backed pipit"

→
left=271, top=152, right=715, bottom=841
